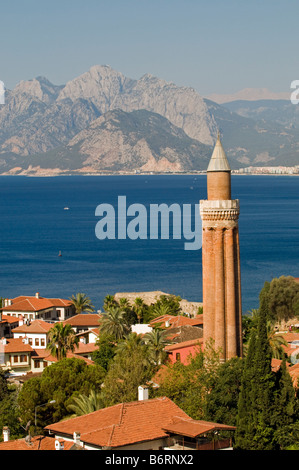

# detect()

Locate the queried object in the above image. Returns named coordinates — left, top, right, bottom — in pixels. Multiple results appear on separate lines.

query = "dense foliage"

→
left=1, top=287, right=299, bottom=448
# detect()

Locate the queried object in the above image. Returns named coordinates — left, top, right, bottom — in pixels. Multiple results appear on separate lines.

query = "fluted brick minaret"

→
left=200, top=134, right=242, bottom=361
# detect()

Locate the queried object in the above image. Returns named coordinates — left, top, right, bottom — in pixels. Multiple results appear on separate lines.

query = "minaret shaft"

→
left=200, top=135, right=242, bottom=360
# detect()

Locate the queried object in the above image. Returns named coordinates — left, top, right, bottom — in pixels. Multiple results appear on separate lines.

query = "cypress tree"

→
left=235, top=330, right=257, bottom=449
left=251, top=306, right=276, bottom=449
left=272, top=357, right=298, bottom=448
left=235, top=308, right=276, bottom=450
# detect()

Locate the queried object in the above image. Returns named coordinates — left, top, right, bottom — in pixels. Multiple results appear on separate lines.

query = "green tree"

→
left=0, top=367, right=8, bottom=401
left=272, top=357, right=298, bottom=448
left=242, top=309, right=259, bottom=346
left=18, top=358, right=105, bottom=432
left=99, top=307, right=130, bottom=340
left=205, top=357, right=244, bottom=426
left=92, top=333, right=116, bottom=371
left=267, top=321, right=288, bottom=359
left=115, top=332, right=145, bottom=356
left=70, top=292, right=95, bottom=314
left=156, top=339, right=221, bottom=420
left=67, top=389, right=104, bottom=417
left=133, top=297, right=145, bottom=323
left=142, top=329, right=169, bottom=366
left=101, top=345, right=154, bottom=407
left=103, top=294, right=117, bottom=311
left=150, top=294, right=182, bottom=319
left=260, top=276, right=299, bottom=324
left=118, top=297, right=138, bottom=326
left=235, top=310, right=276, bottom=450
left=0, top=390, right=25, bottom=440
left=47, top=322, right=79, bottom=360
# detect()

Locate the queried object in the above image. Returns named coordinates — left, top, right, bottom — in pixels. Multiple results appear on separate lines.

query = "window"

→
left=41, top=338, right=45, bottom=347
left=20, top=355, right=27, bottom=363
left=34, top=360, right=40, bottom=368
left=175, top=352, right=181, bottom=361
left=35, top=338, right=40, bottom=346
left=13, top=356, right=19, bottom=363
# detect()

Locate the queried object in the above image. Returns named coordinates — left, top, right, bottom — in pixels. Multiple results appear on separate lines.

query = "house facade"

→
left=165, top=338, right=204, bottom=365
left=1, top=293, right=76, bottom=323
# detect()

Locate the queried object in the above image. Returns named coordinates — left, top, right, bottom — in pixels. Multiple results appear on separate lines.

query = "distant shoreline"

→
left=0, top=172, right=298, bottom=177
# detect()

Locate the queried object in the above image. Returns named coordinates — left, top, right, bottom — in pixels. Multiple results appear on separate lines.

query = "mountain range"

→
left=0, top=65, right=298, bottom=175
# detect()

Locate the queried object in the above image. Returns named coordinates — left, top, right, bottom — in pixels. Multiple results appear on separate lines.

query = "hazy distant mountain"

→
left=222, top=99, right=299, bottom=130
left=207, top=88, right=290, bottom=104
left=0, top=66, right=298, bottom=174
left=2, top=109, right=212, bottom=174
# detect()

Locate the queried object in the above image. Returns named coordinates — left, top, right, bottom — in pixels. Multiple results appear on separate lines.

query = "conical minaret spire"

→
left=206, top=134, right=231, bottom=201
left=207, top=133, right=231, bottom=172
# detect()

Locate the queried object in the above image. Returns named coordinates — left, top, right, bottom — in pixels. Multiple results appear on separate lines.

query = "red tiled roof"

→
left=162, top=417, right=235, bottom=438
left=0, top=435, right=73, bottom=450
left=0, top=337, right=33, bottom=353
left=150, top=314, right=203, bottom=329
left=43, top=351, right=94, bottom=365
left=45, top=397, right=190, bottom=448
left=280, top=332, right=299, bottom=343
left=1, top=296, right=72, bottom=313
left=0, top=315, right=19, bottom=325
left=63, top=314, right=101, bottom=327
left=12, top=319, right=53, bottom=334
left=165, top=338, right=203, bottom=352
left=45, top=397, right=235, bottom=449
left=75, top=342, right=97, bottom=354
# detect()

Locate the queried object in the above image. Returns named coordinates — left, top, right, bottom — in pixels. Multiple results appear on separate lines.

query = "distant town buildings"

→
left=233, top=165, right=299, bottom=175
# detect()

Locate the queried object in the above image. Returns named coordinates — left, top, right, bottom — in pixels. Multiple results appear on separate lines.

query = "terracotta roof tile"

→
left=45, top=397, right=235, bottom=449
left=63, top=314, right=101, bottom=327
left=1, top=296, right=72, bottom=313
left=45, top=397, right=190, bottom=448
left=0, top=435, right=73, bottom=450
left=12, top=319, right=53, bottom=334
left=150, top=315, right=203, bottom=329
left=0, top=337, right=33, bottom=353
left=165, top=338, right=203, bottom=352
left=162, top=417, right=235, bottom=438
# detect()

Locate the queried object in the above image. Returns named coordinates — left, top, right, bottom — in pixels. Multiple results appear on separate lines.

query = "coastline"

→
left=0, top=172, right=298, bottom=177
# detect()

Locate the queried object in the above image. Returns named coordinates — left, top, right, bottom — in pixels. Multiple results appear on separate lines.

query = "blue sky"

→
left=1, top=0, right=298, bottom=95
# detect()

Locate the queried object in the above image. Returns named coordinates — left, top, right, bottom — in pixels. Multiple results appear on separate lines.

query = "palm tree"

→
left=47, top=322, right=79, bottom=360
left=67, top=389, right=103, bottom=417
left=115, top=332, right=144, bottom=355
left=142, top=329, right=169, bottom=366
left=99, top=307, right=130, bottom=340
left=150, top=302, right=173, bottom=320
left=103, top=295, right=117, bottom=311
left=267, top=321, right=288, bottom=359
left=70, top=293, right=94, bottom=314
left=133, top=297, right=145, bottom=323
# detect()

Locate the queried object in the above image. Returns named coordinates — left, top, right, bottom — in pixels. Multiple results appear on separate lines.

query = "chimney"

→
left=55, top=439, right=65, bottom=450
left=35, top=293, right=40, bottom=299
left=73, top=431, right=81, bottom=446
left=3, top=427, right=10, bottom=442
left=8, top=299, right=12, bottom=306
left=138, top=385, right=149, bottom=401
left=1, top=337, right=7, bottom=345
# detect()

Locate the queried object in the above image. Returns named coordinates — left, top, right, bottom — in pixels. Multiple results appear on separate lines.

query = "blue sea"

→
left=0, top=175, right=298, bottom=314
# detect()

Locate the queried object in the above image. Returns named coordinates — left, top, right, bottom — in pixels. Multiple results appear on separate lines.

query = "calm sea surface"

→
left=0, top=175, right=298, bottom=314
